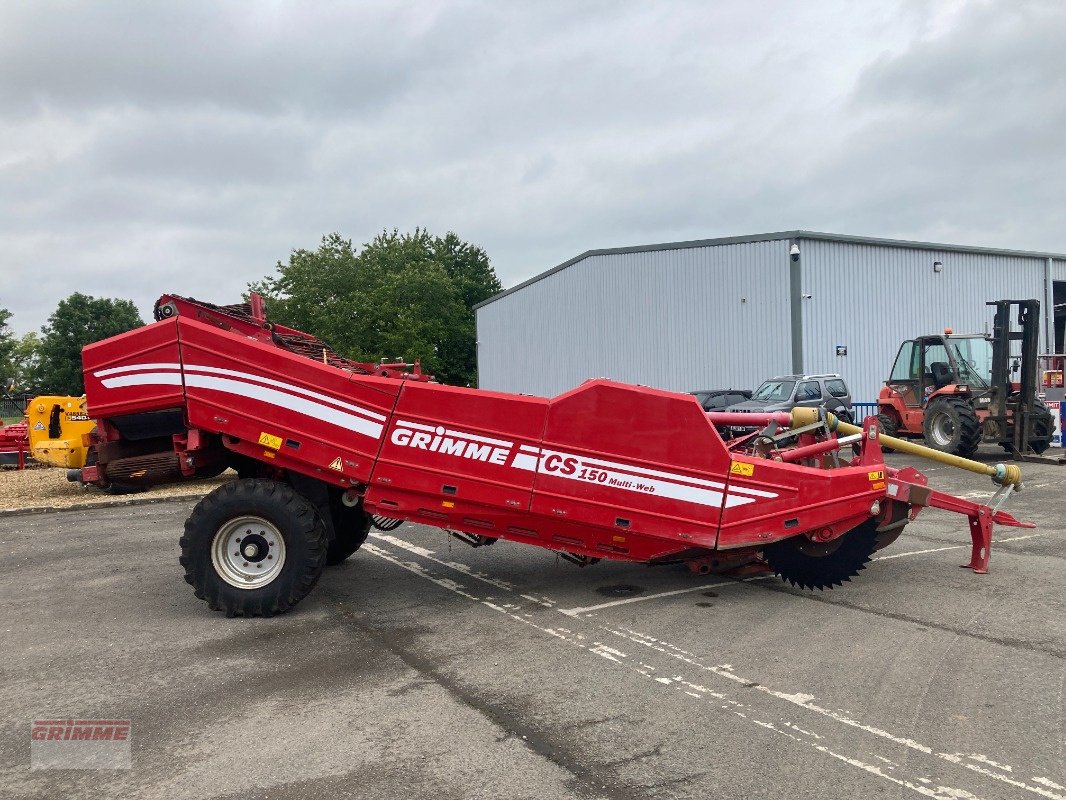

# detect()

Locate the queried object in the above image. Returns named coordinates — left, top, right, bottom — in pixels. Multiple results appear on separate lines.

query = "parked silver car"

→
left=724, top=373, right=853, bottom=424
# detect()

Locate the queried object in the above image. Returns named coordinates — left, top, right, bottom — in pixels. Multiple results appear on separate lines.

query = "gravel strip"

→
left=0, top=466, right=232, bottom=515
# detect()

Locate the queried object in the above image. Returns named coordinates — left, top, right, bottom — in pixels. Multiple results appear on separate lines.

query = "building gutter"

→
left=790, top=238, right=803, bottom=374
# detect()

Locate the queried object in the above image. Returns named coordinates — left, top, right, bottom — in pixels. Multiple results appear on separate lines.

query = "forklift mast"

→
left=987, top=299, right=1041, bottom=454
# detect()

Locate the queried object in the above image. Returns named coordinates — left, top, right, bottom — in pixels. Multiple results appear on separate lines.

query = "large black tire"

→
left=325, top=491, right=372, bottom=566
left=874, top=413, right=898, bottom=453
left=763, top=518, right=879, bottom=590
left=179, top=479, right=328, bottom=617
left=1011, top=398, right=1054, bottom=455
left=1031, top=400, right=1055, bottom=453
left=922, top=397, right=981, bottom=458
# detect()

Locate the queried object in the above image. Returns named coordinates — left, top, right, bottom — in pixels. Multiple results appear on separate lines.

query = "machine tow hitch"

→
left=817, top=409, right=1033, bottom=574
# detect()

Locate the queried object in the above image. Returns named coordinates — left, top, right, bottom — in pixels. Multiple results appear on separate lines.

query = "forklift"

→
left=876, top=299, right=1058, bottom=460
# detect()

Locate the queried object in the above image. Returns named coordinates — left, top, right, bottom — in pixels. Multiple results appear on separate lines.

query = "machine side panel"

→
left=176, top=318, right=400, bottom=483
left=366, top=382, right=549, bottom=526
left=718, top=457, right=880, bottom=549
left=530, top=381, right=733, bottom=557
left=83, top=320, right=186, bottom=418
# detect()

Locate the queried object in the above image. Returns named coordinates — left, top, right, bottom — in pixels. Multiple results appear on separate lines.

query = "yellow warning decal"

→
left=328, top=457, right=343, bottom=471
left=258, top=432, right=283, bottom=450
left=868, top=470, right=885, bottom=481
left=871, top=481, right=886, bottom=490
left=730, top=461, right=755, bottom=477
left=441, top=500, right=455, bottom=508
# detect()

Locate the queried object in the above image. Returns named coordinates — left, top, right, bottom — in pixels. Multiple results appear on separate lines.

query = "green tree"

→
left=37, top=293, right=143, bottom=394
left=0, top=306, right=15, bottom=390
left=253, top=229, right=501, bottom=386
left=8, top=333, right=42, bottom=391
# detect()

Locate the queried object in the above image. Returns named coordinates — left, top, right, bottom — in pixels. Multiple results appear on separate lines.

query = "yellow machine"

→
left=26, top=396, right=95, bottom=468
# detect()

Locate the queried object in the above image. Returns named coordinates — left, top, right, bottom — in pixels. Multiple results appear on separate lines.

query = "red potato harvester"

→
left=75, top=294, right=1031, bottom=617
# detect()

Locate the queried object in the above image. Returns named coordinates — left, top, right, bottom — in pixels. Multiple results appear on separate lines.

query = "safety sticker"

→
left=328, top=457, right=343, bottom=471
left=730, top=461, right=755, bottom=477
left=258, top=432, right=283, bottom=450
left=867, top=470, right=885, bottom=481
left=871, top=481, right=886, bottom=490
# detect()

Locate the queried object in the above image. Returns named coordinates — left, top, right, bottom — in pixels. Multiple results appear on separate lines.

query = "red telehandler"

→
left=75, top=294, right=1032, bottom=616
left=876, top=299, right=1056, bottom=459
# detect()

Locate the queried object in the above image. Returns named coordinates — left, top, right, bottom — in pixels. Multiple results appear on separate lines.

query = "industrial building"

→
left=474, top=230, right=1066, bottom=405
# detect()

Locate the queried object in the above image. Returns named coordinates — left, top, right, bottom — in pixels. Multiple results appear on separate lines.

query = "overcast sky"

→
left=1, top=0, right=1063, bottom=334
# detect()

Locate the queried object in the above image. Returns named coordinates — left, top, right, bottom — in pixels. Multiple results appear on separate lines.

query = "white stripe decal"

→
left=185, top=364, right=386, bottom=422
left=511, top=453, right=539, bottom=471
left=95, top=361, right=388, bottom=429
left=534, top=449, right=767, bottom=495
left=399, top=421, right=437, bottom=432
left=184, top=374, right=383, bottom=439
left=513, top=457, right=743, bottom=509
left=99, top=371, right=383, bottom=440
left=513, top=448, right=779, bottom=509
left=101, top=373, right=183, bottom=389
left=723, top=482, right=780, bottom=499
left=95, top=362, right=181, bottom=377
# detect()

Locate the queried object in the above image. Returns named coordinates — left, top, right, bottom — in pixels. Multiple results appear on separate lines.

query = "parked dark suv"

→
left=689, top=388, right=752, bottom=411
left=724, top=373, right=853, bottom=421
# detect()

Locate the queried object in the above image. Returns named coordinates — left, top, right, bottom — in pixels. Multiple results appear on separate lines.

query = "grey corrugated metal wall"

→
left=476, top=240, right=793, bottom=396
left=477, top=235, right=1063, bottom=402
left=800, top=239, right=1047, bottom=402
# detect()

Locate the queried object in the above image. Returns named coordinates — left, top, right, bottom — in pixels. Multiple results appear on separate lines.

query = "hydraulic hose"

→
left=789, top=408, right=1023, bottom=488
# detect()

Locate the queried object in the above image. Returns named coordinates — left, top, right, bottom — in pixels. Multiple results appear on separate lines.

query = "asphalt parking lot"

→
left=0, top=451, right=1063, bottom=800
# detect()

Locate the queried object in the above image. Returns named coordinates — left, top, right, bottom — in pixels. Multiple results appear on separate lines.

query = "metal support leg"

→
left=962, top=507, right=993, bottom=574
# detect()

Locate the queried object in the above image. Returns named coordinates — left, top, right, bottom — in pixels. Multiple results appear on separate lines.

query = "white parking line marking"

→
left=368, top=531, right=548, bottom=602
left=997, top=533, right=1045, bottom=543
left=360, top=541, right=1013, bottom=799
left=558, top=577, right=771, bottom=617
left=875, top=545, right=966, bottom=561
left=364, top=533, right=1062, bottom=800
left=607, top=627, right=1061, bottom=799
left=874, top=533, right=1044, bottom=562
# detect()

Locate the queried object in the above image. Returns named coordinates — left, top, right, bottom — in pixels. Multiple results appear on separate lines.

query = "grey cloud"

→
left=0, top=2, right=457, bottom=118
left=1, top=0, right=1063, bottom=338
left=785, top=0, right=1066, bottom=248
left=90, top=111, right=317, bottom=186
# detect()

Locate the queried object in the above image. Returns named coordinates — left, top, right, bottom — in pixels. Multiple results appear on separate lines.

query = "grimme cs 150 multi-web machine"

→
left=74, top=294, right=1031, bottom=616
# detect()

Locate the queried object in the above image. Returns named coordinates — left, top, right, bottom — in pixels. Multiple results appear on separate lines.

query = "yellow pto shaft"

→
left=789, top=407, right=1023, bottom=488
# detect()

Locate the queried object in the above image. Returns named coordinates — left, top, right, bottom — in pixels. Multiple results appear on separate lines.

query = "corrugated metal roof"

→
left=475, top=230, right=1066, bottom=310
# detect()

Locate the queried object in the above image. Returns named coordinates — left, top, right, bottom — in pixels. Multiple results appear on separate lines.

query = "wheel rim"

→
left=930, top=414, right=955, bottom=446
left=211, top=515, right=286, bottom=589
